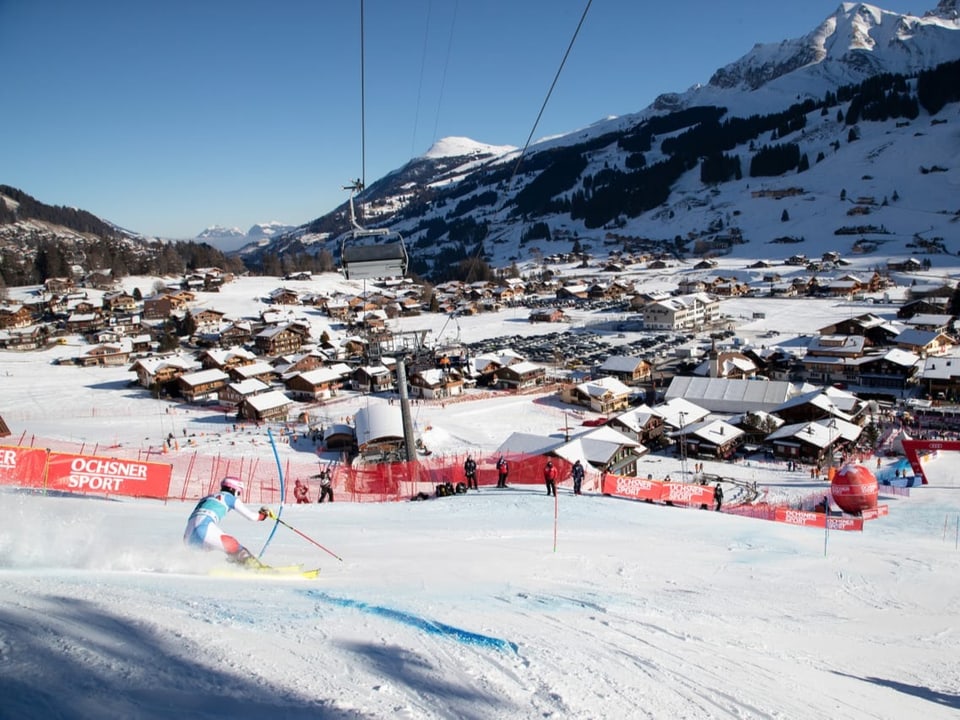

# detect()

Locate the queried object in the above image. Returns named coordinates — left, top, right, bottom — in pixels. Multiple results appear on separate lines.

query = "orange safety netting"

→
left=7, top=434, right=571, bottom=506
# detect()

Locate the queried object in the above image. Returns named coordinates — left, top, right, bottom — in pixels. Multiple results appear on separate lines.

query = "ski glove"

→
left=259, top=506, right=274, bottom=521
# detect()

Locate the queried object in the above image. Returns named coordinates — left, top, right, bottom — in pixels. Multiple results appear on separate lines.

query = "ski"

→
left=210, top=563, right=320, bottom=579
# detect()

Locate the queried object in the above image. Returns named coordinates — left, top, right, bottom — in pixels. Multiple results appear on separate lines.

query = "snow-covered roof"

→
left=577, top=376, right=631, bottom=398
left=354, top=405, right=407, bottom=445
left=665, top=376, right=798, bottom=414
left=179, top=368, right=229, bottom=386
left=765, top=418, right=861, bottom=448
left=244, top=390, right=292, bottom=412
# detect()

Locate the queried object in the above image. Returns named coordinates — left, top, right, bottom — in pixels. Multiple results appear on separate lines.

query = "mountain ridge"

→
left=2, top=2, right=959, bottom=285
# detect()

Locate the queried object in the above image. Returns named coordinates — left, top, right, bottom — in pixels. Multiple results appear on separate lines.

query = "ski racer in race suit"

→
left=183, top=476, right=272, bottom=565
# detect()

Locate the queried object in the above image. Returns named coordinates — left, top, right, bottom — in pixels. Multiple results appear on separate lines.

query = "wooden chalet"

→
left=857, top=349, right=921, bottom=394
left=102, top=291, right=139, bottom=313
left=284, top=366, right=351, bottom=401
left=129, top=355, right=198, bottom=390
left=408, top=368, right=464, bottom=399
left=177, top=369, right=230, bottom=403
left=43, top=277, right=75, bottom=294
left=894, top=329, right=956, bottom=357
left=238, top=390, right=292, bottom=422
left=269, top=287, right=301, bottom=305
left=0, top=305, right=35, bottom=330
left=673, top=419, right=745, bottom=460
left=596, top=356, right=652, bottom=386
left=529, top=307, right=566, bottom=323
left=219, top=379, right=271, bottom=407
left=353, top=365, right=395, bottom=394
left=74, top=342, right=132, bottom=367
left=198, top=347, right=257, bottom=371
left=764, top=419, right=860, bottom=464
left=216, top=322, right=253, bottom=348
left=491, top=361, right=546, bottom=391
left=919, top=352, right=960, bottom=401
left=142, top=294, right=175, bottom=320
left=0, top=326, right=44, bottom=351
left=606, top=404, right=666, bottom=447
left=255, top=323, right=307, bottom=356
left=66, top=311, right=105, bottom=334
left=563, top=376, right=631, bottom=414
left=229, top=361, right=278, bottom=384
left=189, top=308, right=227, bottom=333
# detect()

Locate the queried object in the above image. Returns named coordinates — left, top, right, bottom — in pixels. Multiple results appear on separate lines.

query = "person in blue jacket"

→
left=183, top=476, right=272, bottom=566
left=571, top=459, right=585, bottom=495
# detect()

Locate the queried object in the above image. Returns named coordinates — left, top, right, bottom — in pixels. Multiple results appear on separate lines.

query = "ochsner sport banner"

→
left=0, top=445, right=49, bottom=487
left=43, top=452, right=172, bottom=498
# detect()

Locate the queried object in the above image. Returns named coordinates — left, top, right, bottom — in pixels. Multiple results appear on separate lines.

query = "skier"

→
left=317, top=468, right=334, bottom=503
left=496, top=455, right=509, bottom=488
left=544, top=460, right=559, bottom=496
left=714, top=482, right=724, bottom=512
left=183, top=477, right=272, bottom=566
left=464, top=455, right=478, bottom=491
left=293, top=479, right=311, bottom=504
left=571, top=459, right=584, bottom=495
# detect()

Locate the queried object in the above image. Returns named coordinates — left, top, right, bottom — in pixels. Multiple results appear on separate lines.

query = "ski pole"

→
left=267, top=511, right=343, bottom=562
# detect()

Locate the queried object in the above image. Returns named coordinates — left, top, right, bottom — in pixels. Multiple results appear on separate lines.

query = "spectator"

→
left=544, top=461, right=559, bottom=496
left=714, top=482, right=724, bottom=512
left=464, top=455, right=478, bottom=491
left=318, top=469, right=334, bottom=503
left=293, top=479, right=311, bottom=504
left=496, top=455, right=509, bottom=488
left=571, top=459, right=584, bottom=495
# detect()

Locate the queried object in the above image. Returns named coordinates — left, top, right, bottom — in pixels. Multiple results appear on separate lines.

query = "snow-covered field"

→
left=2, top=273, right=960, bottom=719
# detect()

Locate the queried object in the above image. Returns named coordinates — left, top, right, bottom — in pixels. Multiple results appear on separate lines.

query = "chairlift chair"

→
left=338, top=179, right=408, bottom=281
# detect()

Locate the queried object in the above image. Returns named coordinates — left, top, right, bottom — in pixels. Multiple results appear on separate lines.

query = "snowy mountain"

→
left=197, top=222, right=297, bottom=253
left=240, top=1, right=960, bottom=281
left=708, top=2, right=960, bottom=92
left=3, top=3, right=959, bottom=284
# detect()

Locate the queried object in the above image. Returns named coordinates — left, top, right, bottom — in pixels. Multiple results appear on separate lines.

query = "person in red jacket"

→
left=544, top=460, right=559, bottom=496
left=293, top=479, right=311, bottom=504
left=496, top=455, right=509, bottom=488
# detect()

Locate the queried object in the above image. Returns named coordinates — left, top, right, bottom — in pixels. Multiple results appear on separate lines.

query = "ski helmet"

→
left=220, top=476, right=244, bottom=496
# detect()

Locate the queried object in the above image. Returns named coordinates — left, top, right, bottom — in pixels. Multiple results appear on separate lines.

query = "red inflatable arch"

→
left=900, top=439, right=960, bottom=485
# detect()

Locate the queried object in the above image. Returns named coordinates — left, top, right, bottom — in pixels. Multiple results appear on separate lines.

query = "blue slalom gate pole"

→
left=257, top=428, right=286, bottom=560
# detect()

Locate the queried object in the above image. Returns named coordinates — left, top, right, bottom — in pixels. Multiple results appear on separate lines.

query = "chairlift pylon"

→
left=339, top=179, right=408, bottom=281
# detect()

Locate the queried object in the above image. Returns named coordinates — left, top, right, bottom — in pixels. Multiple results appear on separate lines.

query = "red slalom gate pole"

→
left=271, top=513, right=344, bottom=562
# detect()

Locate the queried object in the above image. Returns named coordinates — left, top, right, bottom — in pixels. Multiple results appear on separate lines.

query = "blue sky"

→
left=1, top=0, right=938, bottom=239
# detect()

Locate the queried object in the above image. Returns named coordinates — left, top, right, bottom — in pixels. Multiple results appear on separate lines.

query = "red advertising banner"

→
left=663, top=482, right=716, bottom=506
left=601, top=475, right=717, bottom=506
left=601, top=473, right=664, bottom=501
left=860, top=505, right=889, bottom=521
left=774, top=508, right=864, bottom=531
left=0, top=445, right=49, bottom=487
left=43, top=452, right=172, bottom=498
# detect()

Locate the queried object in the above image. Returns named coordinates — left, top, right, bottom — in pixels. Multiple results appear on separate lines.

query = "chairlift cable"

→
left=469, top=0, right=594, bottom=267
left=410, top=0, right=434, bottom=157
left=430, top=0, right=459, bottom=146
left=506, top=0, right=593, bottom=190
left=359, top=0, right=368, bottom=189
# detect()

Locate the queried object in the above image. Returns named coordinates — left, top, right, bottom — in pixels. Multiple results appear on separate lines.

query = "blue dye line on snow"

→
left=306, top=591, right=518, bottom=653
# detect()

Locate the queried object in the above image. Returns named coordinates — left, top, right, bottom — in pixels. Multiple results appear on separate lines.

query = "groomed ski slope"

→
left=2, top=463, right=959, bottom=719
